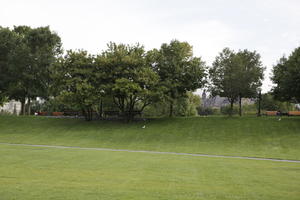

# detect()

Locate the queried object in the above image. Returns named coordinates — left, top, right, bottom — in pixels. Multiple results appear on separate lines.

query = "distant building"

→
left=201, top=90, right=229, bottom=108
left=0, top=100, right=21, bottom=115
left=201, top=90, right=255, bottom=108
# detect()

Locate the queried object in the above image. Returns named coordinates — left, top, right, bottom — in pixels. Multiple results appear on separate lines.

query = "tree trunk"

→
left=82, top=108, right=88, bottom=121
left=99, top=100, right=103, bottom=119
left=230, top=100, right=234, bottom=116
left=257, top=91, right=261, bottom=117
left=169, top=101, right=173, bottom=117
left=21, top=98, right=26, bottom=116
left=239, top=95, right=242, bottom=116
left=27, top=98, right=31, bottom=115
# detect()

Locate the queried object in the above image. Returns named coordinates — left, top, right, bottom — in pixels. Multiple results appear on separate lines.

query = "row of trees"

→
left=0, top=26, right=207, bottom=120
left=52, top=41, right=207, bottom=120
left=1, top=26, right=299, bottom=120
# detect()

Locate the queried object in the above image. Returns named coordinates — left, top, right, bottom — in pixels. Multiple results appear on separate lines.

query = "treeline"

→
left=0, top=26, right=299, bottom=120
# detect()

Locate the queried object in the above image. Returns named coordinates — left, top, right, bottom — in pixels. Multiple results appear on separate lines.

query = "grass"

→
left=0, top=144, right=300, bottom=200
left=0, top=115, right=300, bottom=160
left=0, top=116, right=300, bottom=199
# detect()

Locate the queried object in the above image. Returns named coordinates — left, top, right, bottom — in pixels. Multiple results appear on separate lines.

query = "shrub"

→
left=220, top=105, right=238, bottom=115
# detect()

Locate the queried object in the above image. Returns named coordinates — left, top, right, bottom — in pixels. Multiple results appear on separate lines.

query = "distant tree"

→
left=6, top=26, right=62, bottom=115
left=272, top=47, right=300, bottom=103
left=209, top=48, right=240, bottom=115
left=209, top=48, right=264, bottom=116
left=235, top=49, right=264, bottom=116
left=96, top=43, right=162, bottom=121
left=149, top=40, right=206, bottom=117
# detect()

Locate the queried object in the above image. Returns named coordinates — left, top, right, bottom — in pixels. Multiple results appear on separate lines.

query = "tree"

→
left=272, top=47, right=300, bottom=103
left=209, top=48, right=240, bottom=115
left=149, top=40, right=206, bottom=117
left=52, top=50, right=101, bottom=121
left=0, top=27, right=18, bottom=105
left=209, top=48, right=264, bottom=116
left=235, top=49, right=264, bottom=116
left=7, top=26, right=62, bottom=115
left=95, top=42, right=162, bottom=121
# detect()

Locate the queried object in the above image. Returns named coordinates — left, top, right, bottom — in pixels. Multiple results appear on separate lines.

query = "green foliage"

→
left=272, top=47, right=300, bottom=102
left=0, top=26, right=62, bottom=115
left=52, top=50, right=101, bottom=120
left=0, top=27, right=18, bottom=103
left=256, top=93, right=295, bottom=112
left=241, top=104, right=257, bottom=115
left=96, top=43, right=162, bottom=120
left=30, top=98, right=72, bottom=114
left=210, top=48, right=264, bottom=115
left=149, top=40, right=206, bottom=117
left=174, top=92, right=201, bottom=116
left=143, top=92, right=201, bottom=117
left=235, top=50, right=264, bottom=98
left=209, top=48, right=240, bottom=103
left=220, top=105, right=239, bottom=115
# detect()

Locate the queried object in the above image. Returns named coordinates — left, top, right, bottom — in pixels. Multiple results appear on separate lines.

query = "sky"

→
left=1, top=0, right=300, bottom=93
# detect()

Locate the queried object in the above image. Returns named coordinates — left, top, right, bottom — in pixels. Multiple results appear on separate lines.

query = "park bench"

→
left=38, top=111, right=48, bottom=116
left=288, top=111, right=300, bottom=116
left=265, top=111, right=278, bottom=116
left=52, top=112, right=64, bottom=116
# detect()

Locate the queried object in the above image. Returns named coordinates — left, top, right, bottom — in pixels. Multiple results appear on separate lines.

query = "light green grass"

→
left=0, top=115, right=300, bottom=160
left=0, top=144, right=299, bottom=200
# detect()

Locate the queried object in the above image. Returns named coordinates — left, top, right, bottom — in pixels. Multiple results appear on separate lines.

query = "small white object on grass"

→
left=142, top=125, right=146, bottom=129
left=278, top=118, right=281, bottom=121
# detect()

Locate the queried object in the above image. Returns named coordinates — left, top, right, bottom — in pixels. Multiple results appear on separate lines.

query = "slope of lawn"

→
left=0, top=144, right=299, bottom=200
left=0, top=115, right=300, bottom=160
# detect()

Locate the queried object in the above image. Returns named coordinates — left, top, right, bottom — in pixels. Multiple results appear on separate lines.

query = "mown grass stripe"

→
left=1, top=142, right=299, bottom=163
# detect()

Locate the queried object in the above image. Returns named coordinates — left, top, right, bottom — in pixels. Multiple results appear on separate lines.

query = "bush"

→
left=197, top=107, right=217, bottom=115
left=220, top=105, right=238, bottom=115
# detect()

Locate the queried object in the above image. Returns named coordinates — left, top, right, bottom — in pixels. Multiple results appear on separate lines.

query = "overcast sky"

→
left=1, top=0, right=300, bottom=93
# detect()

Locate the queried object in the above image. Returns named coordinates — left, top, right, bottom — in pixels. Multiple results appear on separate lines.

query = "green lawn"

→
left=0, top=144, right=299, bottom=200
left=0, top=116, right=300, bottom=199
left=0, top=115, right=299, bottom=160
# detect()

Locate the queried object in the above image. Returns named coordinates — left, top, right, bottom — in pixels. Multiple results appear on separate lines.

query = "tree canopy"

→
left=272, top=47, right=300, bottom=103
left=209, top=48, right=264, bottom=115
left=0, top=26, right=62, bottom=114
left=149, top=40, right=207, bottom=117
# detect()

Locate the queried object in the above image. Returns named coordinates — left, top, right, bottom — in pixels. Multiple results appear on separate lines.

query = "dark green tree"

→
left=209, top=48, right=240, bottom=115
left=52, top=50, right=102, bottom=121
left=210, top=48, right=264, bottom=116
left=272, top=47, right=300, bottom=103
left=96, top=42, right=162, bottom=121
left=6, top=26, right=62, bottom=115
left=149, top=40, right=206, bottom=117
left=0, top=27, right=18, bottom=104
left=235, top=49, right=264, bottom=116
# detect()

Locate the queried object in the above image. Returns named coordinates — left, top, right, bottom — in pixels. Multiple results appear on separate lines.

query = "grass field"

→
left=0, top=115, right=299, bottom=160
left=0, top=116, right=300, bottom=199
left=1, top=144, right=300, bottom=200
